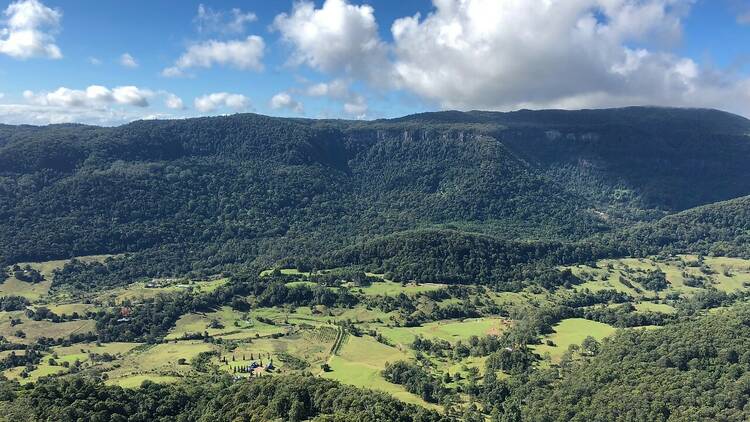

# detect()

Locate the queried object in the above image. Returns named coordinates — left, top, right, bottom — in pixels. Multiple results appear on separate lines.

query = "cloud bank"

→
left=276, top=0, right=750, bottom=117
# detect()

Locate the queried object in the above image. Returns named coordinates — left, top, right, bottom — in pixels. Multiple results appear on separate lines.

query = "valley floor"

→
left=2, top=252, right=749, bottom=414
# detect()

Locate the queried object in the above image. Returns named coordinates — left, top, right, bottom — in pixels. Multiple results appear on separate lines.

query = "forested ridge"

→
left=607, top=195, right=750, bottom=258
left=1, top=107, right=750, bottom=287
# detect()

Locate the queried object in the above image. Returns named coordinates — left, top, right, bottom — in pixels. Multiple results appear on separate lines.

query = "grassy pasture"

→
left=0, top=255, right=112, bottom=300
left=115, top=375, right=182, bottom=388
left=0, top=349, right=24, bottom=360
left=113, top=278, right=229, bottom=303
left=54, top=342, right=142, bottom=357
left=166, top=306, right=286, bottom=340
left=3, top=342, right=141, bottom=383
left=699, top=256, right=750, bottom=291
left=569, top=255, right=750, bottom=299
left=635, top=301, right=676, bottom=314
left=39, top=303, right=96, bottom=316
left=260, top=267, right=446, bottom=298
left=0, top=313, right=96, bottom=344
left=321, top=335, right=438, bottom=409
left=259, top=268, right=309, bottom=277
left=533, top=318, right=616, bottom=362
left=251, top=306, right=392, bottom=327
left=355, top=280, right=446, bottom=296
left=378, top=317, right=510, bottom=347
left=105, top=341, right=215, bottom=387
left=285, top=281, right=318, bottom=288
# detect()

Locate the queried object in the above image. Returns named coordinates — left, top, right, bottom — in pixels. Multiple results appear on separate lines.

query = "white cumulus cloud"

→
left=273, top=0, right=390, bottom=86
left=194, top=92, right=250, bottom=113
left=389, top=0, right=692, bottom=110
left=0, top=103, right=168, bottom=125
left=164, top=93, right=184, bottom=110
left=305, top=79, right=368, bottom=117
left=119, top=52, right=138, bottom=68
left=0, top=0, right=62, bottom=59
left=270, top=92, right=303, bottom=113
left=163, top=36, right=265, bottom=77
left=111, top=86, right=150, bottom=107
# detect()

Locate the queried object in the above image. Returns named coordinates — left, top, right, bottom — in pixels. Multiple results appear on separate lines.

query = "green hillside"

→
left=525, top=304, right=750, bottom=421
left=2, top=107, right=749, bottom=288
left=605, top=195, right=750, bottom=258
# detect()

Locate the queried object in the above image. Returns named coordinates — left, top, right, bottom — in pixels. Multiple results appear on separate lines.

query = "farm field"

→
left=635, top=301, right=676, bottom=313
left=378, top=316, right=510, bottom=346
left=113, top=278, right=229, bottom=303
left=569, top=255, right=750, bottom=299
left=2, top=254, right=749, bottom=412
left=321, top=335, right=440, bottom=409
left=42, top=303, right=97, bottom=316
left=0, top=255, right=111, bottom=300
left=533, top=318, right=617, bottom=362
left=0, top=312, right=96, bottom=344
left=165, top=306, right=287, bottom=340
left=105, top=341, right=215, bottom=387
left=3, top=342, right=141, bottom=383
left=355, top=280, right=446, bottom=296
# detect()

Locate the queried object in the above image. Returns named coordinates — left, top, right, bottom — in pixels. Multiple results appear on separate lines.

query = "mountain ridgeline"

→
left=1, top=107, right=750, bottom=287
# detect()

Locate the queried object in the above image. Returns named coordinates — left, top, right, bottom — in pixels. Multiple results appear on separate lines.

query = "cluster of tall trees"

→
left=412, top=334, right=506, bottom=359
left=383, top=361, right=449, bottom=404
left=0, top=296, right=29, bottom=311
left=0, top=375, right=447, bottom=422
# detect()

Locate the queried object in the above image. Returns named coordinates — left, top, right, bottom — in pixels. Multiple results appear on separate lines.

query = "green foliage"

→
left=0, top=375, right=446, bottom=422
left=0, top=295, right=29, bottom=311
left=11, top=265, right=43, bottom=283
left=382, top=360, right=449, bottom=404
left=325, top=229, right=596, bottom=287
left=633, top=269, right=669, bottom=291
left=608, top=195, right=750, bottom=258
left=524, top=304, right=750, bottom=421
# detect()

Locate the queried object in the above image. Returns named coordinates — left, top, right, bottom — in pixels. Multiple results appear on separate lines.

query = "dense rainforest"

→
left=1, top=107, right=750, bottom=288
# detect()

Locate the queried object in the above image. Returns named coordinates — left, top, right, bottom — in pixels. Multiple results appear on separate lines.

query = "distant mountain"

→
left=1, top=107, right=749, bottom=284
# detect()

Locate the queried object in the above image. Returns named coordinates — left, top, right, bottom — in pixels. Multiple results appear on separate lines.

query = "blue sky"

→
left=0, top=0, right=748, bottom=125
